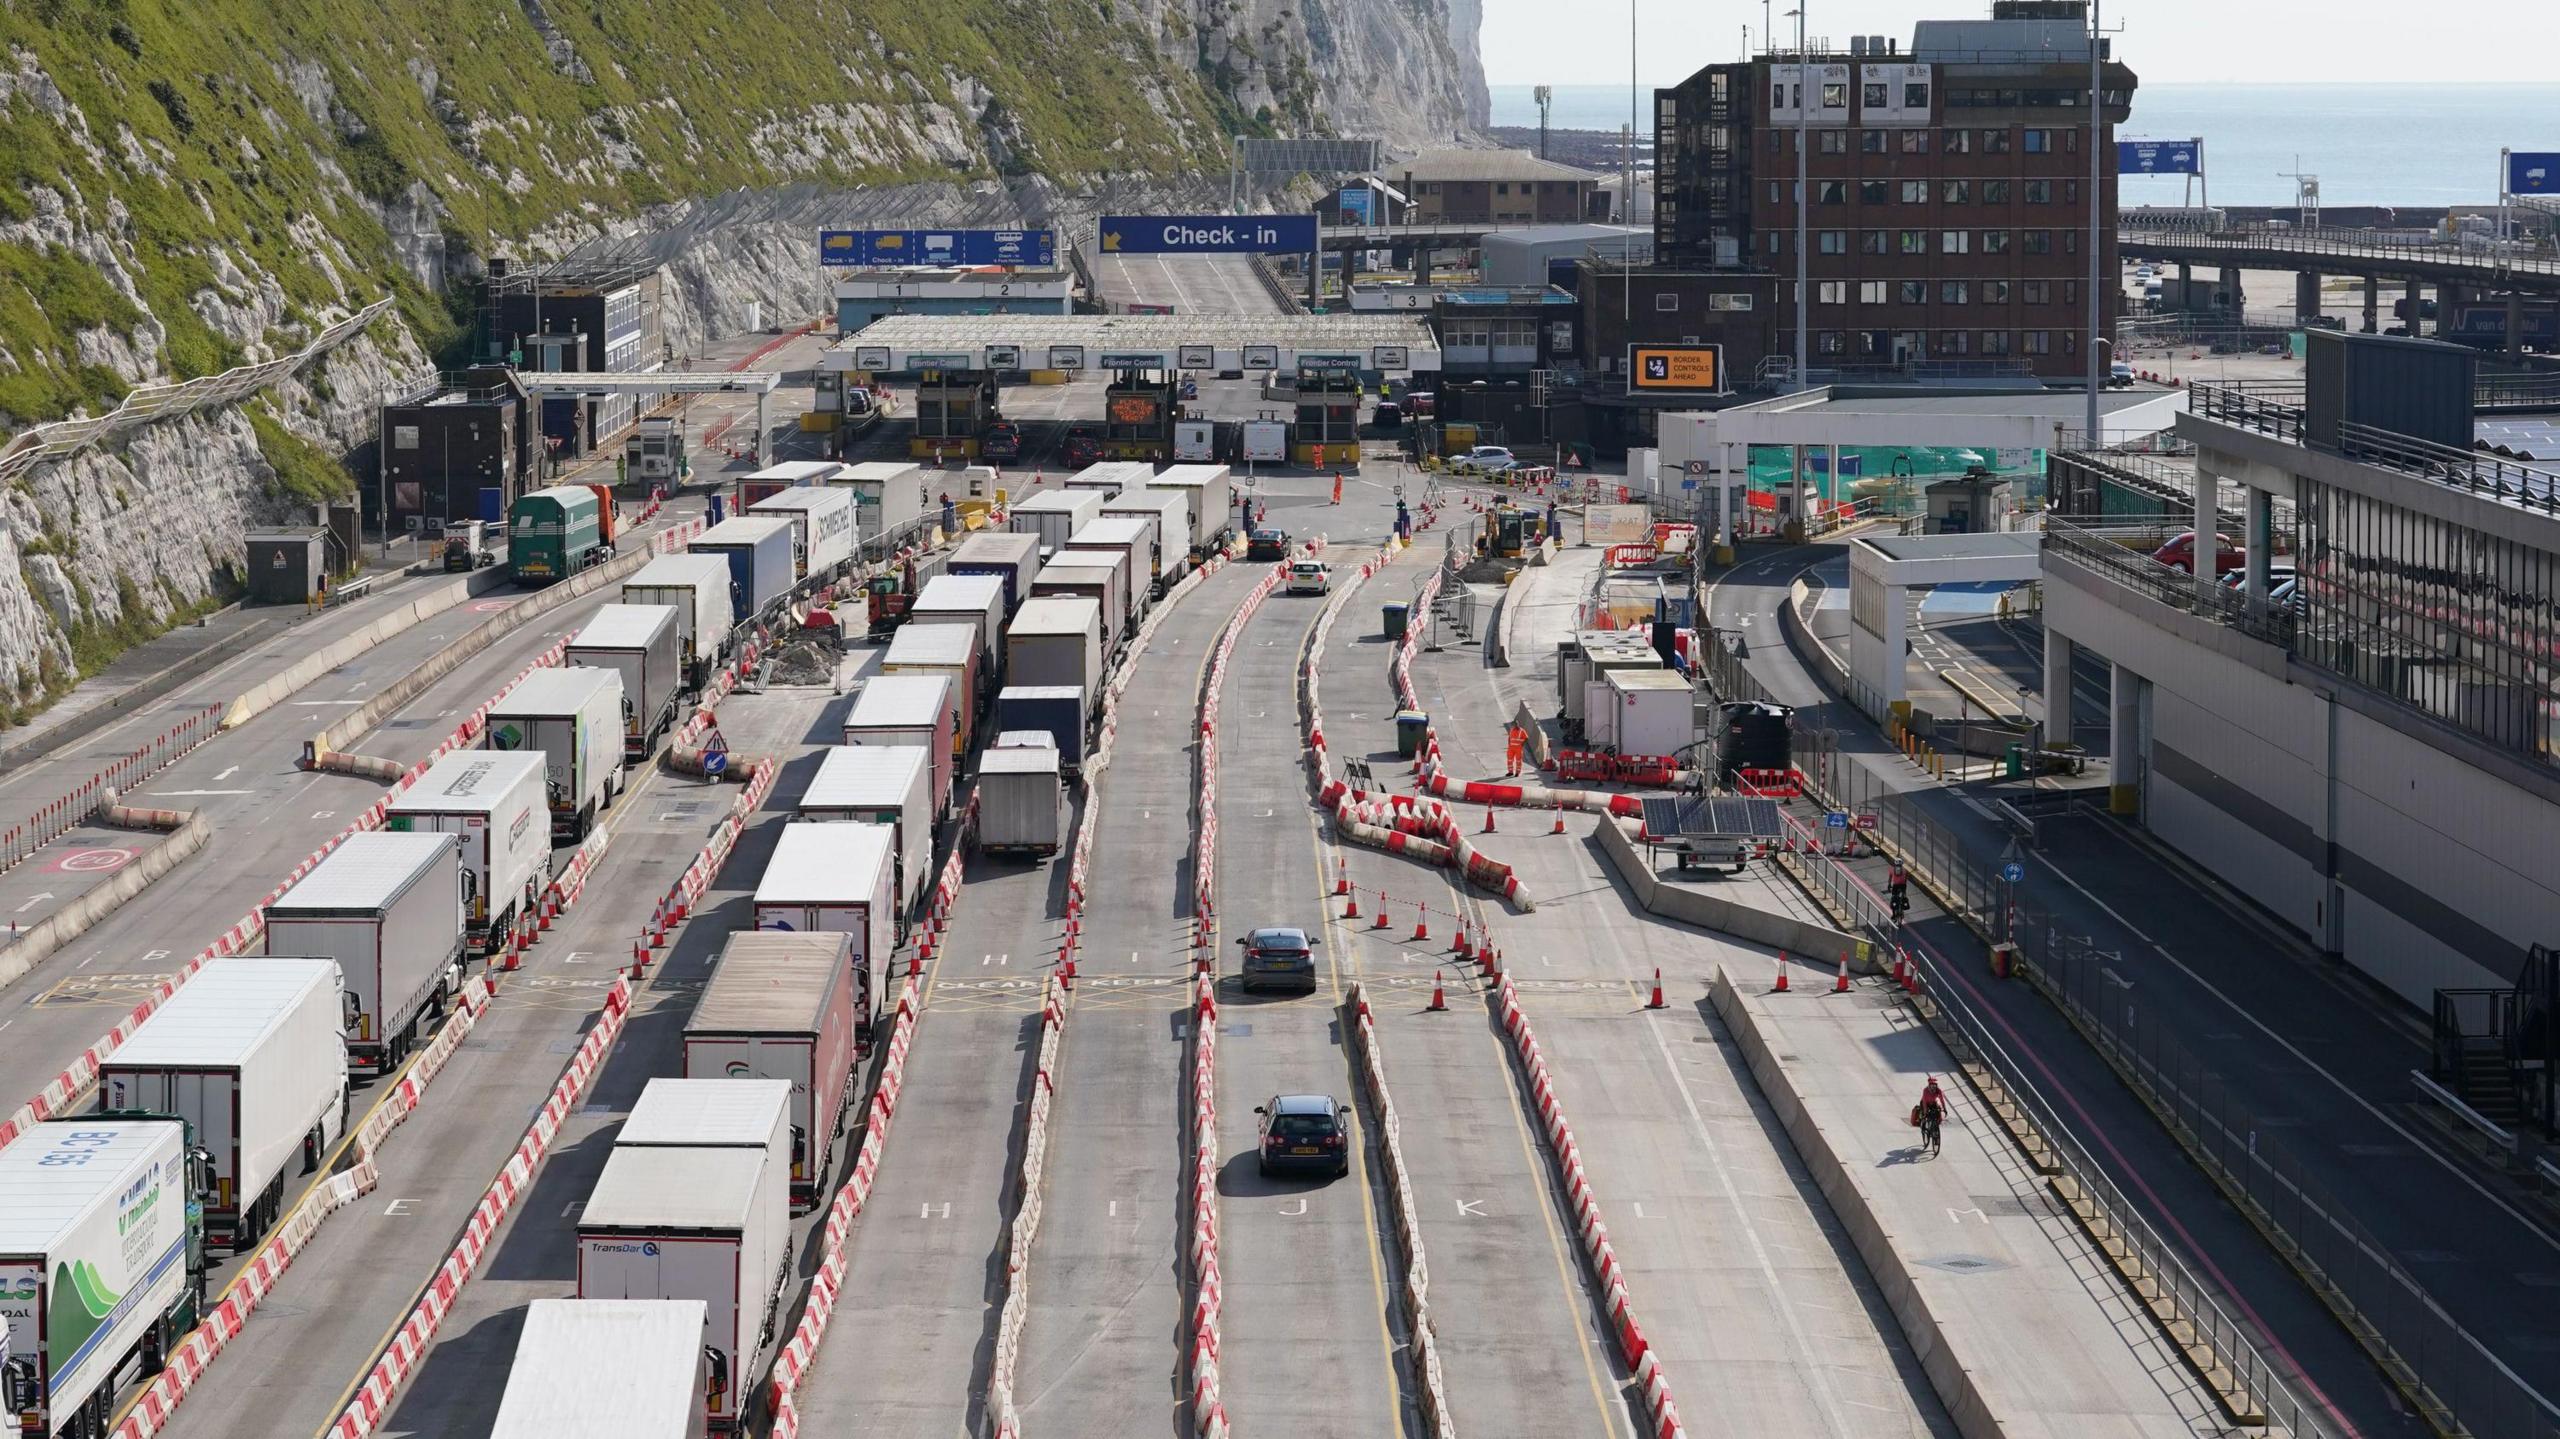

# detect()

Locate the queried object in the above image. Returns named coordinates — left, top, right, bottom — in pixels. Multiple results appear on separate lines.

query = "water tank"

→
left=1849, top=35, right=1869, bottom=55
left=1720, top=701, right=1793, bottom=779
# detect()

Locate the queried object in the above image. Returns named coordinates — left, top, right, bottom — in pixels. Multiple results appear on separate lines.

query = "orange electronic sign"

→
left=1628, top=345, right=1722, bottom=393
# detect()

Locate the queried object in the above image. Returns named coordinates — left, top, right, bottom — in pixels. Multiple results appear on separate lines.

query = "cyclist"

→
left=1916, top=1075, right=1946, bottom=1155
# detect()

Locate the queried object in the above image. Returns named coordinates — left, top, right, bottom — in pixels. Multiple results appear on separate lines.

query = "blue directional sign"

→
left=2117, top=138, right=2201, bottom=175
left=2001, top=861, right=2026, bottom=884
left=818, top=228, right=1056, bottom=267
left=1099, top=214, right=1319, bottom=256
left=1823, top=812, right=1849, bottom=829
left=2509, top=152, right=2560, bottom=196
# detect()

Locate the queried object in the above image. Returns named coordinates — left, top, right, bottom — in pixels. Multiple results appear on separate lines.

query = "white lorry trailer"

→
left=385, top=751, right=551, bottom=956
left=0, top=1120, right=211, bottom=1438
left=1005, top=597, right=1105, bottom=718
left=748, top=485, right=857, bottom=581
left=624, top=553, right=737, bottom=694
left=264, top=831, right=466, bottom=1076
left=1062, top=460, right=1151, bottom=499
left=488, top=1299, right=710, bottom=1439
left=947, top=531, right=1041, bottom=617
left=1150, top=464, right=1234, bottom=554
left=483, top=667, right=626, bottom=842
left=976, top=746, right=1064, bottom=859
left=686, top=934, right=860, bottom=1210
left=1033, top=556, right=1127, bottom=646
left=842, top=674, right=955, bottom=821
left=831, top=460, right=927, bottom=542
left=569, top=604, right=685, bottom=760
left=881, top=624, right=980, bottom=752
left=1065, top=514, right=1158, bottom=615
left=1008, top=490, right=1105, bottom=560
left=752, top=823, right=896, bottom=987
left=796, top=745, right=933, bottom=926
left=98, top=958, right=346, bottom=1252
left=576, top=1143, right=789, bottom=1432
left=1101, top=489, right=1191, bottom=591
left=907, top=574, right=1007, bottom=686
left=618, top=1079, right=793, bottom=1172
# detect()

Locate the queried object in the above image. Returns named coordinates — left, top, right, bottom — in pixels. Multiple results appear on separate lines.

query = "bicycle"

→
left=1918, top=1101, right=1944, bottom=1156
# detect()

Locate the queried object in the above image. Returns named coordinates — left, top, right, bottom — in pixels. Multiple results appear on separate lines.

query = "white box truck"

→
left=947, top=531, right=1041, bottom=617
left=625, top=553, right=737, bottom=693
left=796, top=745, right=932, bottom=925
left=1066, top=514, right=1158, bottom=610
left=618, top=1079, right=793, bottom=1171
left=576, top=1145, right=789, bottom=1431
left=1242, top=419, right=1288, bottom=465
left=752, top=823, right=896, bottom=982
left=484, top=667, right=626, bottom=842
left=843, top=674, right=954, bottom=820
left=1005, top=597, right=1104, bottom=717
left=569, top=604, right=685, bottom=760
left=1173, top=419, right=1216, bottom=462
left=1102, top=489, right=1191, bottom=590
left=881, top=624, right=979, bottom=752
left=748, top=485, right=857, bottom=582
left=1603, top=668, right=1695, bottom=758
left=0, top=1121, right=211, bottom=1439
left=689, top=516, right=796, bottom=626
left=1062, top=460, right=1150, bottom=499
left=831, top=460, right=927, bottom=542
left=909, top=573, right=1007, bottom=685
left=489, top=1299, right=710, bottom=1439
left=263, top=831, right=466, bottom=1076
left=1034, top=556, right=1127, bottom=645
left=977, top=746, right=1064, bottom=859
left=687, top=934, right=860, bottom=1210
left=1006, top=490, right=1103, bottom=560
left=385, top=751, right=552, bottom=955
left=99, top=958, right=346, bottom=1251
left=1150, top=464, right=1234, bottom=553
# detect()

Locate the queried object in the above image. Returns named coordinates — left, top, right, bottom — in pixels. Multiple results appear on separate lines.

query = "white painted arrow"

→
left=15, top=893, right=53, bottom=912
left=213, top=766, right=238, bottom=783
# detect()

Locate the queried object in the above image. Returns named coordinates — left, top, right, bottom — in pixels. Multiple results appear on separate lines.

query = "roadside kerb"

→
left=985, top=974, right=1071, bottom=1439
left=1345, top=981, right=1460, bottom=1439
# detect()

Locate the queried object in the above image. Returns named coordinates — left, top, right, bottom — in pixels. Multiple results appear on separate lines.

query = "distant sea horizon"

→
left=1488, top=82, right=2560, bottom=207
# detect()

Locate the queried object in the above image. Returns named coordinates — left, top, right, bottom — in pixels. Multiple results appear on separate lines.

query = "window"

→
left=1898, top=230, right=1927, bottom=254
left=1983, top=280, right=2012, bottom=303
left=1937, top=330, right=1971, bottom=355
left=2023, top=179, right=2052, bottom=204
left=1768, top=180, right=1782, bottom=206
left=1819, top=129, right=1848, bottom=154
left=2023, top=330, right=2051, bottom=354
left=1655, top=292, right=1680, bottom=312
left=1769, top=130, right=1784, bottom=154
left=1860, top=179, right=1889, bottom=204
left=2064, top=129, right=2078, bottom=152
left=1898, top=280, right=1927, bottom=304
left=2065, top=230, right=2079, bottom=254
left=1862, top=83, right=1889, bottom=109
left=1766, top=233, right=1780, bottom=256
left=1822, top=82, right=1848, bottom=108
left=2023, top=280, right=2051, bottom=304
left=1861, top=230, right=1889, bottom=254
left=1496, top=182, right=1509, bottom=195
left=2022, top=230, right=2053, bottom=255
left=1981, top=128, right=2012, bottom=154
left=2065, top=180, right=2079, bottom=203
left=1901, top=180, right=1928, bottom=204
left=1981, top=330, right=2011, bottom=355
left=1817, top=179, right=1847, bottom=204
left=1941, top=127, right=1971, bottom=154
left=1817, top=281, right=1846, bottom=304
left=1982, top=230, right=2012, bottom=254
left=1903, top=81, right=1930, bottom=109
left=2065, top=331, right=2078, bottom=355
left=2023, top=129, right=2052, bottom=153
left=1983, top=180, right=2011, bottom=204
left=1818, top=230, right=1848, bottom=254
left=1940, top=280, right=1969, bottom=304
left=1941, top=179, right=1970, bottom=204
left=1940, top=230, right=1970, bottom=254
left=2065, top=279, right=2078, bottom=303
left=1858, top=280, right=1890, bottom=304
left=1819, top=331, right=1848, bottom=355
left=1899, top=129, right=1929, bottom=154
left=1861, top=128, right=1887, bottom=153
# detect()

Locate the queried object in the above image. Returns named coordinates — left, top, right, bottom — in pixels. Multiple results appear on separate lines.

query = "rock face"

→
left=1170, top=0, right=1481, bottom=149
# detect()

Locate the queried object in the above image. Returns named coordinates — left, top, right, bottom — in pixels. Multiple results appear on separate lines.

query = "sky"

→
left=1477, top=0, right=2560, bottom=87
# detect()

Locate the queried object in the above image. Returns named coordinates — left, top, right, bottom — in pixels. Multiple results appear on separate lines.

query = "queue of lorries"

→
left=0, top=460, right=1234, bottom=1439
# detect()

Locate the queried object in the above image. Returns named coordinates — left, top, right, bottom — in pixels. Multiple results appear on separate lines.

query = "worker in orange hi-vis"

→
left=1505, top=723, right=1527, bottom=778
left=1331, top=473, right=1343, bottom=505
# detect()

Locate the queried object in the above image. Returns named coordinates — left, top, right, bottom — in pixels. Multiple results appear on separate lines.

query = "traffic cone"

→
left=1646, top=967, right=1666, bottom=1009
left=1454, top=923, right=1474, bottom=960
left=1345, top=889, right=1362, bottom=920
left=909, top=951, right=923, bottom=978
left=1552, top=802, right=1566, bottom=835
left=1412, top=906, right=1430, bottom=943
left=1482, top=805, right=1497, bottom=834
left=1060, top=952, right=1076, bottom=986
left=1833, top=959, right=1853, bottom=994
left=1428, top=971, right=1447, bottom=1011
left=1373, top=896, right=1391, bottom=930
left=1334, top=855, right=1350, bottom=896
left=1774, top=952, right=1790, bottom=993
left=633, top=939, right=648, bottom=970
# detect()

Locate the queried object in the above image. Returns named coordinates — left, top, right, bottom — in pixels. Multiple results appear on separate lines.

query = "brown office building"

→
left=1386, top=149, right=1602, bottom=226
left=1654, top=1, right=2136, bottom=380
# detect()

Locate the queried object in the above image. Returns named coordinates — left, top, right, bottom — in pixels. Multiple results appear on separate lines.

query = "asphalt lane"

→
left=1012, top=560, right=1268, bottom=1439
left=1093, top=253, right=1281, bottom=316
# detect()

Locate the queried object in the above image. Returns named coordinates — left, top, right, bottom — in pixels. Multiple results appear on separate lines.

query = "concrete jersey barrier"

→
left=1594, top=813, right=1869, bottom=970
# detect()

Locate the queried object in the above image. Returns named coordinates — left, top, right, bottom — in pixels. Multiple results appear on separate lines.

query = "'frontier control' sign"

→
left=1098, top=214, right=1319, bottom=255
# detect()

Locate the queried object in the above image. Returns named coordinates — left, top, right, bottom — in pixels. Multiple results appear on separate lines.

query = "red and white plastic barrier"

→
left=1191, top=557, right=1285, bottom=964
left=1346, top=982, right=1459, bottom=1439
left=1185, top=969, right=1227, bottom=1439
left=985, top=973, right=1070, bottom=1439
left=1, top=704, right=223, bottom=873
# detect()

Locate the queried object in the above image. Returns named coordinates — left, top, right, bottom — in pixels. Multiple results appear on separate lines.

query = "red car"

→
left=2151, top=531, right=2244, bottom=577
left=1063, top=426, right=1101, bottom=466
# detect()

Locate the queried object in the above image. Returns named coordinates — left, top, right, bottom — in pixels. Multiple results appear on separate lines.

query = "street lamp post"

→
left=1793, top=6, right=1809, bottom=392
left=2084, top=0, right=2105, bottom=442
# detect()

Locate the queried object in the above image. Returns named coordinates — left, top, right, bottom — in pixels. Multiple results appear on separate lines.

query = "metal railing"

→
left=0, top=705, right=224, bottom=876
left=2042, top=519, right=2299, bottom=647
left=2335, top=422, right=2560, bottom=515
left=0, top=299, right=397, bottom=483
left=2121, top=227, right=2560, bottom=278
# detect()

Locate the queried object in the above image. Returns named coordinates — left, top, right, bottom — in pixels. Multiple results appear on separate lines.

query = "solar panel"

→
left=1639, top=795, right=1782, bottom=839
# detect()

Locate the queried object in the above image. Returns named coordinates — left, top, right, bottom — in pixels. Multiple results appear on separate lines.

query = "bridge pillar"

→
left=2108, top=662, right=2144, bottom=817
left=2509, top=292, right=2527, bottom=358
left=2218, top=267, right=2245, bottom=319
left=2294, top=271, right=2322, bottom=325
left=2362, top=275, right=2380, bottom=333
left=2043, top=627, right=2076, bottom=746
left=2439, top=282, right=2466, bottom=339
left=2403, top=279, right=2421, bottom=336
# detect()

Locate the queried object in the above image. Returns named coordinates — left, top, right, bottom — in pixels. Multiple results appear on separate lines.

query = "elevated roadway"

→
left=1093, top=251, right=1284, bottom=316
left=2118, top=227, right=2560, bottom=294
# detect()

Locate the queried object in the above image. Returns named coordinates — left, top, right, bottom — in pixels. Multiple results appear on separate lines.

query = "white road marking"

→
left=152, top=789, right=253, bottom=797
left=1455, top=1198, right=1485, bottom=1217
left=213, top=766, right=239, bottom=782
left=383, top=1199, right=416, bottom=1216
left=922, top=1202, right=951, bottom=1219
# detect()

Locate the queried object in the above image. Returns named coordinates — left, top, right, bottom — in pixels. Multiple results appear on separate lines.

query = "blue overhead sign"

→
left=2509, top=151, right=2560, bottom=195
left=2117, top=139, right=2201, bottom=175
left=817, top=228, right=1056, bottom=267
left=1099, top=214, right=1319, bottom=255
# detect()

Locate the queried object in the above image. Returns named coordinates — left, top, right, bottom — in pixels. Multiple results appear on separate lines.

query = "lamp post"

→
left=2084, top=0, right=2105, bottom=443
left=1790, top=6, right=1809, bottom=392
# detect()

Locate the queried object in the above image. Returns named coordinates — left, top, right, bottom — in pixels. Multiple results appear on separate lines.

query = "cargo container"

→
left=754, top=823, right=897, bottom=988
left=488, top=1299, right=710, bottom=1439
left=484, top=668, right=626, bottom=842
left=1559, top=633, right=1662, bottom=736
left=1005, top=597, right=1104, bottom=717
left=100, top=958, right=346, bottom=1251
left=1149, top=465, right=1234, bottom=554
left=570, top=604, right=685, bottom=759
left=384, top=751, right=552, bottom=955
left=1061, top=460, right=1151, bottom=499
left=689, top=517, right=796, bottom=626
left=1598, top=668, right=1694, bottom=757
left=685, top=936, right=860, bottom=1206
left=881, top=624, right=980, bottom=752
left=947, top=531, right=1041, bottom=616
left=748, top=485, right=857, bottom=581
left=1102, top=489, right=1192, bottom=589
left=977, top=746, right=1063, bottom=859
left=842, top=675, right=954, bottom=819
left=264, top=832, right=467, bottom=1075
left=0, top=1120, right=211, bottom=1438
left=830, top=460, right=927, bottom=543
left=738, top=459, right=842, bottom=509
left=796, top=746, right=933, bottom=923
left=908, top=574, right=1007, bottom=686
left=509, top=485, right=611, bottom=586
left=1033, top=556, right=1127, bottom=645
left=576, top=1144, right=789, bottom=1431
left=993, top=687, right=1086, bottom=772
left=625, top=554, right=738, bottom=692
left=1006, top=490, right=1105, bottom=560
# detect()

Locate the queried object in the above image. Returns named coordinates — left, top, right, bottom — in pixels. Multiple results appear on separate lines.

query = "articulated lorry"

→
left=841, top=674, right=955, bottom=820
left=1148, top=465, right=1234, bottom=556
left=796, top=745, right=933, bottom=926
left=1100, top=489, right=1190, bottom=593
left=624, top=554, right=737, bottom=694
left=99, top=958, right=347, bottom=1252
left=509, top=485, right=613, bottom=586
left=484, top=668, right=626, bottom=842
left=264, top=832, right=468, bottom=1076
left=489, top=1299, right=711, bottom=1439
left=617, top=1079, right=800, bottom=1213
left=752, top=823, right=896, bottom=993
left=1034, top=556, right=1126, bottom=647
left=1005, top=596, right=1105, bottom=720
left=1007, top=490, right=1104, bottom=560
left=976, top=746, right=1063, bottom=859
left=747, top=485, right=857, bottom=581
left=946, top=531, right=1040, bottom=617
left=1065, top=515, right=1157, bottom=619
left=688, top=517, right=796, bottom=626
left=686, top=935, right=861, bottom=1210
left=880, top=624, right=980, bottom=752
left=568, top=604, right=685, bottom=761
left=384, top=751, right=552, bottom=956
left=0, top=1120, right=214, bottom=1439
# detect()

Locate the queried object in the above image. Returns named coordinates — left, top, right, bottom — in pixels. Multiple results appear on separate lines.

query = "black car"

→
left=1236, top=925, right=1318, bottom=991
left=1245, top=527, right=1291, bottom=561
left=1255, top=1093, right=1352, bottom=1177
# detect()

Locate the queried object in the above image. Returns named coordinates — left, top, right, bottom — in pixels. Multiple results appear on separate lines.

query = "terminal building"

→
left=2043, top=333, right=2559, bottom=1056
left=478, top=258, right=665, bottom=457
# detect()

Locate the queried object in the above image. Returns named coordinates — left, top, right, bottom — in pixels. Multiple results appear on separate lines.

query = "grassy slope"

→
left=0, top=0, right=1227, bottom=435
